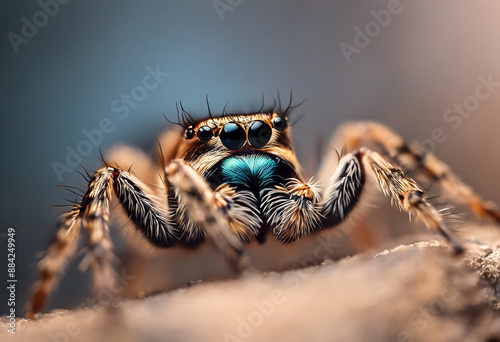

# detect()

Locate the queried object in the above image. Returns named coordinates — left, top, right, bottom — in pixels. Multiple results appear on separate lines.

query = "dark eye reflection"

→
left=220, top=122, right=246, bottom=150
left=197, top=125, right=213, bottom=141
left=248, top=120, right=272, bottom=148
left=219, top=120, right=273, bottom=150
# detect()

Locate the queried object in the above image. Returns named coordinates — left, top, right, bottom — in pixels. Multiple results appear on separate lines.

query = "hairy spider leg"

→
left=261, top=147, right=463, bottom=253
left=28, top=168, right=121, bottom=318
left=165, top=160, right=249, bottom=273
left=261, top=152, right=364, bottom=243
left=27, top=161, right=246, bottom=317
left=27, top=207, right=81, bottom=318
left=360, top=149, right=464, bottom=254
left=328, top=121, right=500, bottom=224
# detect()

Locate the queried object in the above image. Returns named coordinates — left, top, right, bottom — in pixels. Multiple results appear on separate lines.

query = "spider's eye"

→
left=185, top=127, right=195, bottom=140
left=220, top=122, right=246, bottom=150
left=197, top=125, right=213, bottom=141
left=248, top=120, right=272, bottom=148
left=272, top=116, right=287, bottom=131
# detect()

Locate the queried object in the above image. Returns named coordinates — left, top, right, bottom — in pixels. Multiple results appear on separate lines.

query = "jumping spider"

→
left=27, top=98, right=500, bottom=317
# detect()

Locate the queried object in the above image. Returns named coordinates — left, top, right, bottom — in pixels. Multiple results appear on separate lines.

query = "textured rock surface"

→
left=2, top=229, right=500, bottom=342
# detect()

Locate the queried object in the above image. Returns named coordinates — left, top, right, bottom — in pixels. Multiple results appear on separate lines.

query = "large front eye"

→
left=220, top=122, right=246, bottom=150
left=197, top=125, right=213, bottom=141
left=248, top=120, right=272, bottom=148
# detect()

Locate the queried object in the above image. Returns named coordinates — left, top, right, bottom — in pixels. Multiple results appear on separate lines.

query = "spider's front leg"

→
left=360, top=148, right=464, bottom=254
left=28, top=167, right=127, bottom=318
left=330, top=121, right=500, bottom=224
left=28, top=162, right=247, bottom=317
left=264, top=150, right=463, bottom=254
left=165, top=160, right=250, bottom=273
left=262, top=152, right=364, bottom=243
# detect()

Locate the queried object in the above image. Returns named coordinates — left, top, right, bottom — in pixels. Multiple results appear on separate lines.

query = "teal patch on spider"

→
left=221, top=154, right=280, bottom=188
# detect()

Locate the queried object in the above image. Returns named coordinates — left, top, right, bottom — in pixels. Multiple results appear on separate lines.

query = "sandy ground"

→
left=2, top=226, right=500, bottom=342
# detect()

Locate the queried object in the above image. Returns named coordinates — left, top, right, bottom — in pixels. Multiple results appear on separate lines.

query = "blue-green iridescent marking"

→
left=220, top=154, right=283, bottom=189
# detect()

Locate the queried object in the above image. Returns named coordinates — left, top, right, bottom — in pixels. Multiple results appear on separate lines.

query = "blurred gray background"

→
left=1, top=0, right=500, bottom=316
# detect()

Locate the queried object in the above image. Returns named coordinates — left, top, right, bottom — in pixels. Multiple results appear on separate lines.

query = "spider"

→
left=27, top=97, right=500, bottom=318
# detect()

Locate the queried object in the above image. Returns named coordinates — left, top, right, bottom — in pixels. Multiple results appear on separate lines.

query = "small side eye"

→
left=272, top=116, right=287, bottom=131
left=198, top=125, right=214, bottom=141
left=185, top=127, right=195, bottom=139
